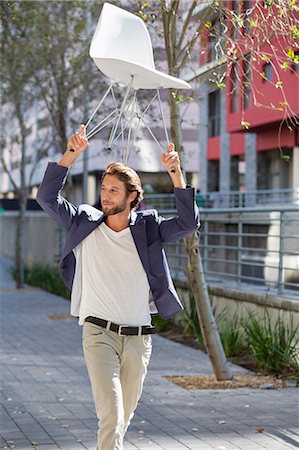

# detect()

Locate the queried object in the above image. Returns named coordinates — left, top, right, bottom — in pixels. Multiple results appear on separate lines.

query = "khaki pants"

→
left=82, top=321, right=152, bottom=450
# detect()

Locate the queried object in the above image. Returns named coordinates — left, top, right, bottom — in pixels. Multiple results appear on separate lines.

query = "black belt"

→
left=85, top=316, right=156, bottom=336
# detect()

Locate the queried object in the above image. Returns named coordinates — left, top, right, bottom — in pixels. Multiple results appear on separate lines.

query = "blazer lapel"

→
left=62, top=214, right=105, bottom=259
left=62, top=210, right=151, bottom=276
left=130, top=213, right=150, bottom=275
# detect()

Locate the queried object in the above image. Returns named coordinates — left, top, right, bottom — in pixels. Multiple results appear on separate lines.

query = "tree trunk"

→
left=169, top=94, right=233, bottom=380
left=15, top=191, right=26, bottom=288
left=169, top=90, right=186, bottom=174
left=184, top=233, right=233, bottom=380
left=161, top=0, right=233, bottom=378
left=14, top=99, right=28, bottom=289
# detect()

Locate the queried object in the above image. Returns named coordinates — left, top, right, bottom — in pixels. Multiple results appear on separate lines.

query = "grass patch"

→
left=182, top=293, right=205, bottom=346
left=152, top=315, right=175, bottom=333
left=24, top=263, right=70, bottom=299
left=218, top=309, right=246, bottom=358
left=165, top=293, right=299, bottom=377
left=182, top=296, right=246, bottom=358
left=243, top=310, right=299, bottom=374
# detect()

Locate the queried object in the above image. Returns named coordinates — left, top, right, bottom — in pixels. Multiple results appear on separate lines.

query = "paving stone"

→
left=1, top=252, right=298, bottom=450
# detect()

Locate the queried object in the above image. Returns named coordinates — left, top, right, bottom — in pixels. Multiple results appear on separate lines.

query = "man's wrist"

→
left=170, top=170, right=186, bottom=189
left=57, top=149, right=77, bottom=168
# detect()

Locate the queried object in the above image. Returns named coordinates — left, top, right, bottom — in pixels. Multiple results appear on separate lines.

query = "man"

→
left=36, top=124, right=199, bottom=450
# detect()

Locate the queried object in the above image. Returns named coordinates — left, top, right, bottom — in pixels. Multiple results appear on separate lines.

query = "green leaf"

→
left=261, top=54, right=270, bottom=61
left=216, top=82, right=226, bottom=90
left=281, top=61, right=289, bottom=71
left=270, top=103, right=283, bottom=111
left=287, top=48, right=295, bottom=59
left=241, top=120, right=250, bottom=129
left=290, top=25, right=299, bottom=40
left=175, top=94, right=184, bottom=105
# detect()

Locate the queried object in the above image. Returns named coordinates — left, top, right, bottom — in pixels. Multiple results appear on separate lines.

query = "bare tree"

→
left=164, top=0, right=233, bottom=380
left=0, top=1, right=50, bottom=287
left=215, top=0, right=299, bottom=134
left=136, top=0, right=298, bottom=379
left=0, top=0, right=104, bottom=287
left=29, top=0, right=105, bottom=154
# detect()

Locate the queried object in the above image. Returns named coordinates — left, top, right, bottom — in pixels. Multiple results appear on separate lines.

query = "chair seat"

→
left=92, top=57, right=191, bottom=90
left=86, top=3, right=192, bottom=161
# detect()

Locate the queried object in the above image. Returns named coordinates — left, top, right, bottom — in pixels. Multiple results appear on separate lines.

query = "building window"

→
left=293, top=52, right=299, bottom=73
left=244, top=55, right=251, bottom=109
left=262, top=62, right=273, bottom=81
left=209, top=19, right=226, bottom=61
left=232, top=0, right=239, bottom=39
left=209, top=20, right=222, bottom=62
left=37, top=117, right=51, bottom=130
left=207, top=160, right=219, bottom=191
left=230, top=155, right=245, bottom=191
left=11, top=161, right=20, bottom=170
left=208, top=90, right=220, bottom=138
left=243, top=0, right=251, bottom=34
left=231, top=63, right=239, bottom=112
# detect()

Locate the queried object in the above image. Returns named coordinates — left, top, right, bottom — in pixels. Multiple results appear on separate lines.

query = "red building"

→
left=194, top=0, right=299, bottom=200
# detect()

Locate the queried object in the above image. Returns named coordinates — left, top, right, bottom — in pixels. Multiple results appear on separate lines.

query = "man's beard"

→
left=102, top=199, right=128, bottom=216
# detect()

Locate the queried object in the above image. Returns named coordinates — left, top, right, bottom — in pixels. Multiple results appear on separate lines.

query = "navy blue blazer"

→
left=36, top=162, right=200, bottom=319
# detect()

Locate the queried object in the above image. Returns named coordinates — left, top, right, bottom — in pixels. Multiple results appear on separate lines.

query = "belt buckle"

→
left=118, top=325, right=128, bottom=336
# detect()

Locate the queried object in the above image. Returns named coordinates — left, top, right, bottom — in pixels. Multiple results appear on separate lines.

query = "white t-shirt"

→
left=77, top=222, right=151, bottom=326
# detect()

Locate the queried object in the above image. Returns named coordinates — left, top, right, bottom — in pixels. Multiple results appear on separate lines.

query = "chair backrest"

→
left=90, top=3, right=155, bottom=70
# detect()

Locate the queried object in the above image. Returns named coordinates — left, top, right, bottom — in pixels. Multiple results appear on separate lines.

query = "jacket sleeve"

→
left=158, top=186, right=200, bottom=244
left=36, top=162, right=78, bottom=230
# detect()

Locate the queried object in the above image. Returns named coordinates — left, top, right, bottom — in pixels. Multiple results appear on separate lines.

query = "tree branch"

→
left=176, top=0, right=197, bottom=51
left=161, top=0, right=173, bottom=71
left=0, top=154, right=18, bottom=193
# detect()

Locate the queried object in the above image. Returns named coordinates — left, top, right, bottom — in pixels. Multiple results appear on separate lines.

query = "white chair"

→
left=85, top=2, right=191, bottom=164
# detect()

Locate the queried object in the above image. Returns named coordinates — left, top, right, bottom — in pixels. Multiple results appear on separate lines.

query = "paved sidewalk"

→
left=0, top=254, right=298, bottom=450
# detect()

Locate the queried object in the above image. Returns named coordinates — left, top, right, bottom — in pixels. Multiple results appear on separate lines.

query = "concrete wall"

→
left=176, top=283, right=299, bottom=328
left=2, top=212, right=297, bottom=326
left=0, top=212, right=65, bottom=266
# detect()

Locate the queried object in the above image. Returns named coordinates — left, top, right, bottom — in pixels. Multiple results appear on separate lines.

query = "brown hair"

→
left=101, top=162, right=143, bottom=209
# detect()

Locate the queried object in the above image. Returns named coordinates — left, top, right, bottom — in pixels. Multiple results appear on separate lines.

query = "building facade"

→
left=0, top=1, right=199, bottom=206
left=194, top=0, right=299, bottom=203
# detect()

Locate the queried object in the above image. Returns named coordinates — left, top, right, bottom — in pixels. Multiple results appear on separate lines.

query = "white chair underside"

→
left=92, top=58, right=191, bottom=90
left=85, top=3, right=191, bottom=165
left=85, top=83, right=171, bottom=164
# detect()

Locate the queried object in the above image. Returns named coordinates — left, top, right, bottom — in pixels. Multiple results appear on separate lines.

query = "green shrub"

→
left=217, top=309, right=246, bottom=358
left=24, top=263, right=70, bottom=299
left=182, top=295, right=246, bottom=358
left=183, top=293, right=205, bottom=346
left=242, top=309, right=299, bottom=373
left=152, top=315, right=175, bottom=332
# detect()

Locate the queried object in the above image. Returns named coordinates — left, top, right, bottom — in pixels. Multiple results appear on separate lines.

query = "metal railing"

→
left=144, top=188, right=299, bottom=210
left=164, top=207, right=299, bottom=299
left=203, top=188, right=299, bottom=209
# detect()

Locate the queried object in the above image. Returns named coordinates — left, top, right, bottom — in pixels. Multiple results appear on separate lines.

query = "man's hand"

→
left=161, top=143, right=180, bottom=173
left=161, top=143, right=186, bottom=189
left=58, top=124, right=88, bottom=168
left=67, top=124, right=88, bottom=153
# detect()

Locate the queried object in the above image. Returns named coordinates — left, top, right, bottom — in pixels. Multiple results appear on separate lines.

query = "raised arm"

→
left=161, top=143, right=186, bottom=189
left=158, top=143, right=199, bottom=243
left=36, top=125, right=89, bottom=229
left=57, top=124, right=89, bottom=168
